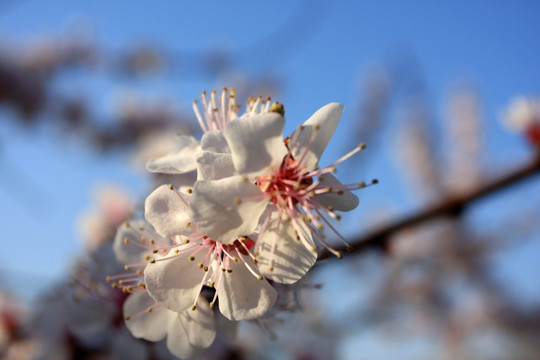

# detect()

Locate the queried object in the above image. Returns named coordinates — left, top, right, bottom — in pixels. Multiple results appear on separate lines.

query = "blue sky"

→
left=1, top=2, right=540, bottom=354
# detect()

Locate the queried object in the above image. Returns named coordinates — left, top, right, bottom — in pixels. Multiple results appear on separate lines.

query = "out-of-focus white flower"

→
left=502, top=96, right=540, bottom=144
left=190, top=103, right=372, bottom=282
left=77, top=184, right=134, bottom=250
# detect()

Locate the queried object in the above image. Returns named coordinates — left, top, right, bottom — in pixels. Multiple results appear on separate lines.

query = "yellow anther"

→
left=257, top=275, right=263, bottom=280
left=187, top=188, right=193, bottom=194
left=124, top=265, right=131, bottom=271
left=169, top=184, right=174, bottom=190
left=233, top=257, right=239, bottom=262
left=124, top=221, right=130, bottom=228
left=124, top=237, right=129, bottom=245
left=150, top=239, right=155, bottom=244
left=147, top=307, right=152, bottom=312
left=359, top=143, right=367, bottom=150
left=152, top=249, right=158, bottom=254
left=141, top=237, right=146, bottom=243
left=112, top=283, right=118, bottom=289
left=191, top=305, right=197, bottom=311
left=149, top=259, right=156, bottom=264
left=136, top=269, right=143, bottom=275
left=314, top=124, right=320, bottom=131
left=125, top=315, right=131, bottom=321
left=185, top=222, right=191, bottom=227
left=234, top=198, right=242, bottom=205
left=145, top=255, right=151, bottom=260
left=106, top=276, right=112, bottom=283
left=188, top=256, right=195, bottom=261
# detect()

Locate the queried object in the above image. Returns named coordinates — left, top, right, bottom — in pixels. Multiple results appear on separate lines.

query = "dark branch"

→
left=320, top=151, right=540, bottom=260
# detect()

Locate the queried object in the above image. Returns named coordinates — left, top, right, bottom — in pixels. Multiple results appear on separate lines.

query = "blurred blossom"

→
left=502, top=96, right=540, bottom=145
left=77, top=184, right=134, bottom=250
left=444, top=85, right=484, bottom=194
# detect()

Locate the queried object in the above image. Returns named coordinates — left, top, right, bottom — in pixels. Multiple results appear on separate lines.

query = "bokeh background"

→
left=1, top=1, right=540, bottom=359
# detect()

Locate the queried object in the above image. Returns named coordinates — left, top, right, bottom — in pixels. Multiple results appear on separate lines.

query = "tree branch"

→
left=320, top=152, right=540, bottom=260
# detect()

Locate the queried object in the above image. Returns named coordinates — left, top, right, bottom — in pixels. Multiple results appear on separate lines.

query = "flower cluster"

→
left=110, top=88, right=373, bottom=358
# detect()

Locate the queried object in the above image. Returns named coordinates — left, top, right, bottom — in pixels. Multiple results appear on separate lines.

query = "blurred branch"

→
left=322, top=151, right=540, bottom=260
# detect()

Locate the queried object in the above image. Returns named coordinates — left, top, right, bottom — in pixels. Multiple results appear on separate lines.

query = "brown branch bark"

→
left=320, top=152, right=540, bottom=260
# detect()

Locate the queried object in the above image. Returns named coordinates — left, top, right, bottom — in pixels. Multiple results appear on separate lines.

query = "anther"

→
left=141, top=237, right=146, bottom=243
left=372, top=179, right=379, bottom=184
left=336, top=251, right=343, bottom=259
left=124, top=265, right=130, bottom=271
left=149, top=259, right=156, bottom=264
left=124, top=237, right=129, bottom=245
left=124, top=221, right=130, bottom=228
left=338, top=190, right=344, bottom=195
left=106, top=276, right=112, bottom=283
left=185, top=222, right=191, bottom=227
left=169, top=184, right=174, bottom=190
left=234, top=198, right=242, bottom=205
left=203, top=266, right=209, bottom=272
left=125, top=315, right=131, bottom=321
left=198, top=263, right=203, bottom=269
left=191, top=305, right=197, bottom=311
left=209, top=281, right=215, bottom=288
left=359, top=143, right=367, bottom=150
left=252, top=258, right=258, bottom=264
left=314, top=124, right=320, bottom=131
left=136, top=270, right=143, bottom=275
left=227, top=269, right=233, bottom=273
left=187, top=188, right=193, bottom=194
left=188, top=256, right=195, bottom=261
left=147, top=307, right=152, bottom=312
left=257, top=275, right=263, bottom=280
left=112, top=283, right=118, bottom=289
left=209, top=302, right=215, bottom=309
left=150, top=239, right=155, bottom=244
left=152, top=249, right=158, bottom=254
left=233, top=257, right=238, bottom=262
left=145, top=255, right=151, bottom=260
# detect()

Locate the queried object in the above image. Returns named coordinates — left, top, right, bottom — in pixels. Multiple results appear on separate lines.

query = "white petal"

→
left=123, top=292, right=168, bottom=341
left=190, top=176, right=268, bottom=244
left=200, top=130, right=230, bottom=153
left=224, top=113, right=288, bottom=176
left=315, top=173, right=359, bottom=211
left=196, top=151, right=235, bottom=181
left=217, top=253, right=277, bottom=321
left=145, top=184, right=193, bottom=238
left=290, top=103, right=344, bottom=169
left=146, top=135, right=200, bottom=174
left=163, top=297, right=216, bottom=359
left=113, top=220, right=155, bottom=265
left=255, top=214, right=317, bottom=284
left=176, top=298, right=216, bottom=348
left=144, top=250, right=205, bottom=313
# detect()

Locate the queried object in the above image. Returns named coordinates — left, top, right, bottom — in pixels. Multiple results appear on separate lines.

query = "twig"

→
left=319, top=152, right=540, bottom=260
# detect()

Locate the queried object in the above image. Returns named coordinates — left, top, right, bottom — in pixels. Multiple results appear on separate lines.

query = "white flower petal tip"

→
left=255, top=215, right=317, bottom=284
left=224, top=113, right=288, bottom=176
left=123, top=292, right=169, bottom=342
left=291, top=102, right=344, bottom=169
left=144, top=184, right=193, bottom=239
left=315, top=173, right=359, bottom=212
left=200, top=130, right=230, bottom=153
left=145, top=135, right=200, bottom=174
left=218, top=254, right=278, bottom=321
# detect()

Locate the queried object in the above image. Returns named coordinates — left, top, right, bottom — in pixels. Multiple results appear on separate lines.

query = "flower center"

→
left=256, top=153, right=314, bottom=206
